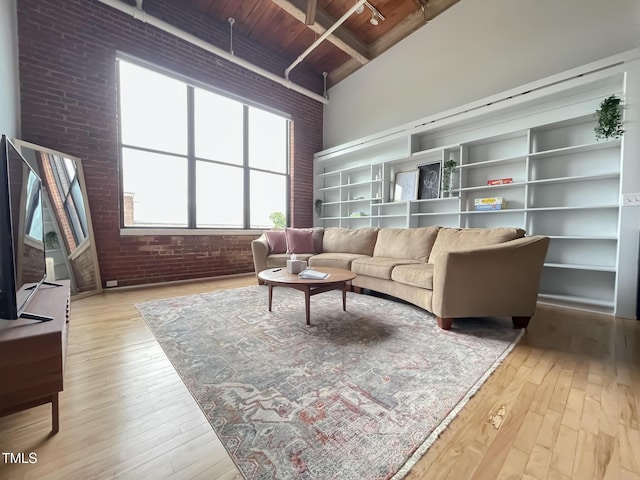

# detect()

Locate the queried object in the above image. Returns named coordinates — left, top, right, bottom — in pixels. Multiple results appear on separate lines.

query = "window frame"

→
left=116, top=55, right=291, bottom=232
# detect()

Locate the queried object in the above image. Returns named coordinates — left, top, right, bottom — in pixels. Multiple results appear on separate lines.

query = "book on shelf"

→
left=475, top=197, right=506, bottom=205
left=487, top=177, right=513, bottom=185
left=298, top=269, right=330, bottom=280
left=475, top=203, right=507, bottom=211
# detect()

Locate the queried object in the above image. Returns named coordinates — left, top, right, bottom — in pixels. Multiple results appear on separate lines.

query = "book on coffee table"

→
left=298, top=269, right=330, bottom=280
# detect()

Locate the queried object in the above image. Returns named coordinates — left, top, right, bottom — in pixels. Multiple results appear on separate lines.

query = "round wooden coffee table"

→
left=257, top=267, right=357, bottom=326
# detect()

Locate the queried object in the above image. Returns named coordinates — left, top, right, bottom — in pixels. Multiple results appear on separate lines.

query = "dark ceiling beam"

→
left=305, top=0, right=317, bottom=25
left=368, top=0, right=460, bottom=58
left=327, top=58, right=363, bottom=85
left=272, top=0, right=370, bottom=65
left=273, top=0, right=460, bottom=86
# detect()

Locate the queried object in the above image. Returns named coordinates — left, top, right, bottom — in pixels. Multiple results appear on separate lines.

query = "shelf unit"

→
left=314, top=69, right=632, bottom=316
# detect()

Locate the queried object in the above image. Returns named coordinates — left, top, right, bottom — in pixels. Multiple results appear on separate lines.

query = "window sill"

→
left=120, top=228, right=264, bottom=236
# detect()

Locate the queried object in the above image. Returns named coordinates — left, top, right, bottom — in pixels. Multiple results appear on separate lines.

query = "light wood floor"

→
left=0, top=275, right=638, bottom=479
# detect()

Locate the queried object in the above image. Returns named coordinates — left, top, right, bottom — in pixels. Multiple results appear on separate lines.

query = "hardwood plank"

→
left=548, top=368, right=574, bottom=414
left=572, top=429, right=598, bottom=480
left=442, top=440, right=484, bottom=480
left=536, top=410, right=562, bottom=450
left=597, top=432, right=617, bottom=480
left=524, top=444, right=552, bottom=479
left=495, top=447, right=529, bottom=479
left=581, top=395, right=601, bottom=436
left=599, top=375, right=619, bottom=437
left=620, top=470, right=640, bottom=480
left=619, top=383, right=640, bottom=429
left=513, top=410, right=544, bottom=454
left=562, top=388, right=586, bottom=431
left=619, top=425, right=640, bottom=472
left=551, top=424, right=579, bottom=477
left=469, top=382, right=538, bottom=480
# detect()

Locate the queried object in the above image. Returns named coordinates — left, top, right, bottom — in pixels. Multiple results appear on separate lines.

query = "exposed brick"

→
left=17, top=0, right=323, bottom=287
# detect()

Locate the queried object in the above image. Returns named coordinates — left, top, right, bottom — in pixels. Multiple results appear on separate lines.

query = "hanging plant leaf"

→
left=594, top=95, right=624, bottom=140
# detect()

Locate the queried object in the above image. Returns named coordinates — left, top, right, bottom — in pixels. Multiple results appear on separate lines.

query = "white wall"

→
left=324, top=0, right=640, bottom=148
left=0, top=0, right=19, bottom=138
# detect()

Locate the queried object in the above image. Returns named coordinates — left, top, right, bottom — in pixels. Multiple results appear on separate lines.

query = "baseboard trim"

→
left=102, top=272, right=254, bottom=293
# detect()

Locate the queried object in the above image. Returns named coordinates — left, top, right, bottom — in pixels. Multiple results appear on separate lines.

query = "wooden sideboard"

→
left=0, top=280, right=71, bottom=433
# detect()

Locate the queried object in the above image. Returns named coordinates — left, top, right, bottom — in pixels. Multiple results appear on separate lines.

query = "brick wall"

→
left=70, top=245, right=97, bottom=292
left=17, top=0, right=323, bottom=287
left=36, top=151, right=77, bottom=253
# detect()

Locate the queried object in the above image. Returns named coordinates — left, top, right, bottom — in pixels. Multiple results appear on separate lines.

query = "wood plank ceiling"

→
left=192, top=0, right=460, bottom=87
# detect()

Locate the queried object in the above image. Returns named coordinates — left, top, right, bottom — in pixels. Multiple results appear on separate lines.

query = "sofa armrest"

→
left=251, top=235, right=269, bottom=283
left=431, top=236, right=550, bottom=319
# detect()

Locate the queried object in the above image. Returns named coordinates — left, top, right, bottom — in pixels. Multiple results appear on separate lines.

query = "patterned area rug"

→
left=136, top=286, right=522, bottom=480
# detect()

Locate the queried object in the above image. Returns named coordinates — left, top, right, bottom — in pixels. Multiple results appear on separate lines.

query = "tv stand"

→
left=0, top=280, right=71, bottom=433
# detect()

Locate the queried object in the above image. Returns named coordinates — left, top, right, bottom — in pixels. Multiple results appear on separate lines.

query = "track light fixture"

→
left=354, top=1, right=385, bottom=25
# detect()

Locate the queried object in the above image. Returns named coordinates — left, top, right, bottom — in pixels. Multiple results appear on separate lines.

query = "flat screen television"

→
left=0, top=134, right=51, bottom=322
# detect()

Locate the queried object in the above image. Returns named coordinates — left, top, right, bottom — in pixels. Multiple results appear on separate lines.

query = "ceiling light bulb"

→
left=355, top=4, right=364, bottom=14
left=370, top=13, right=379, bottom=25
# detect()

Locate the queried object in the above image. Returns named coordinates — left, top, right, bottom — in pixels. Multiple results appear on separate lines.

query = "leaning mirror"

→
left=13, top=140, right=102, bottom=298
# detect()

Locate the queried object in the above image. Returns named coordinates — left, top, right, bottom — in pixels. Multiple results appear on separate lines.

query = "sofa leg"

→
left=353, top=287, right=363, bottom=294
left=436, top=317, right=453, bottom=330
left=512, top=316, right=531, bottom=329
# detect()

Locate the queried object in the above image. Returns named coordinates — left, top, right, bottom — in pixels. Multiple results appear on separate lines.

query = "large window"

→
left=118, top=59, right=290, bottom=229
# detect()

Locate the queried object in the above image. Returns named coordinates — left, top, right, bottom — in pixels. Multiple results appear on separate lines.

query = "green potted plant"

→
left=269, top=211, right=285, bottom=229
left=45, top=231, right=60, bottom=250
left=595, top=95, right=624, bottom=140
left=441, top=159, right=458, bottom=197
left=314, top=199, right=323, bottom=217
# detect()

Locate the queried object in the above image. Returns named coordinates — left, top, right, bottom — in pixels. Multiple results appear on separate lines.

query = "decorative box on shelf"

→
left=474, top=197, right=507, bottom=211
left=487, top=177, right=513, bottom=185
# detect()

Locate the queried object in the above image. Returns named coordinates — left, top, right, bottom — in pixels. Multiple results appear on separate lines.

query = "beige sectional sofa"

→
left=251, top=226, right=550, bottom=330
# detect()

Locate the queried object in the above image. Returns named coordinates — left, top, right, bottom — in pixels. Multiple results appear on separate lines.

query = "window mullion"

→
left=243, top=105, right=250, bottom=229
left=187, top=86, right=196, bottom=228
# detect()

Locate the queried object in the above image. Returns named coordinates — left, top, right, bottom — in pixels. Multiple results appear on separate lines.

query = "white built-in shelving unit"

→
left=314, top=53, right=640, bottom=318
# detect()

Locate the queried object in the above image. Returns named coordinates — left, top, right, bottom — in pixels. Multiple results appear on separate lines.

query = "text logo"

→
left=2, top=452, right=38, bottom=464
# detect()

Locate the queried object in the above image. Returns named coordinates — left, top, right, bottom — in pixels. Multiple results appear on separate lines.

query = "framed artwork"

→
left=417, top=162, right=441, bottom=200
left=393, top=171, right=418, bottom=202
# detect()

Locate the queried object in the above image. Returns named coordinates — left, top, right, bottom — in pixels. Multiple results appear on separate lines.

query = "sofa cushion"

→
left=311, top=227, right=324, bottom=254
left=308, top=253, right=370, bottom=271
left=391, top=263, right=435, bottom=290
left=373, top=226, right=440, bottom=261
left=285, top=227, right=315, bottom=254
left=351, top=257, right=421, bottom=280
left=264, top=230, right=287, bottom=254
left=323, top=227, right=379, bottom=256
left=428, top=227, right=526, bottom=263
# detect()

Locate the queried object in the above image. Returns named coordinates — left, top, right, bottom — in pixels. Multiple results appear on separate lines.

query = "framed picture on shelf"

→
left=417, top=162, right=441, bottom=200
left=393, top=171, right=418, bottom=202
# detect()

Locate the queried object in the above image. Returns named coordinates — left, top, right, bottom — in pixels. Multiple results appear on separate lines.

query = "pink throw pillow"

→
left=285, top=228, right=315, bottom=254
left=264, top=230, right=287, bottom=254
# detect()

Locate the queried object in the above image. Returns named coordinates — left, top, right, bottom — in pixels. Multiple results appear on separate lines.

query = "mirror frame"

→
left=12, top=139, right=103, bottom=299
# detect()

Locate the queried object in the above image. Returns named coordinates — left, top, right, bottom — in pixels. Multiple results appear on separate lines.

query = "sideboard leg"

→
left=52, top=393, right=59, bottom=434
